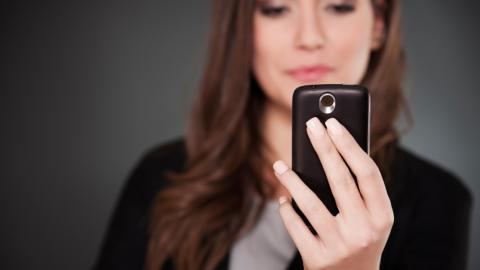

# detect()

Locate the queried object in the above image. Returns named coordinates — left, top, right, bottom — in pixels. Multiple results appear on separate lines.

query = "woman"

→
left=94, top=0, right=473, bottom=269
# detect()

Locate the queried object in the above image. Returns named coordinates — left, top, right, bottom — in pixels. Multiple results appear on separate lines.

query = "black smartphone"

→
left=291, top=84, right=370, bottom=230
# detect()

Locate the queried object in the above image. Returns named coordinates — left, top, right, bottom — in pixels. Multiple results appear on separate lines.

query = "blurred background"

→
left=1, top=0, right=479, bottom=269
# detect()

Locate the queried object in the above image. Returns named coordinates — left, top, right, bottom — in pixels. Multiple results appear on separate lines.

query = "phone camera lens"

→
left=319, top=93, right=335, bottom=114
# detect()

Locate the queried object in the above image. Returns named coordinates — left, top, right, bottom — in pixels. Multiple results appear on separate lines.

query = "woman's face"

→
left=253, top=0, right=384, bottom=110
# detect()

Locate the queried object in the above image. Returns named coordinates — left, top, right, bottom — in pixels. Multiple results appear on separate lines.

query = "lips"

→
left=286, top=65, right=333, bottom=83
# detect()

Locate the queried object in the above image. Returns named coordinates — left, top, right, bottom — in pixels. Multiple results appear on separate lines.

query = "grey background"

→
left=1, top=0, right=479, bottom=269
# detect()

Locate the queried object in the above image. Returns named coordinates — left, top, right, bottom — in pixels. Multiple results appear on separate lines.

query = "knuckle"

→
left=360, top=166, right=374, bottom=178
left=314, top=131, right=334, bottom=153
left=336, top=242, right=350, bottom=259
left=278, top=204, right=290, bottom=219
left=376, top=211, right=395, bottom=231
left=303, top=200, right=322, bottom=216
left=278, top=170, right=296, bottom=188
left=384, top=210, right=395, bottom=226
left=342, top=133, right=355, bottom=149
left=333, top=174, right=355, bottom=189
left=360, top=162, right=380, bottom=179
left=353, top=229, right=377, bottom=250
left=388, top=212, right=395, bottom=226
left=282, top=170, right=295, bottom=181
left=375, top=206, right=395, bottom=232
left=283, top=214, right=297, bottom=228
left=322, top=140, right=336, bottom=156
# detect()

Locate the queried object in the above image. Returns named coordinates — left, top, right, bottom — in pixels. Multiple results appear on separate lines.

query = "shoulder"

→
left=381, top=145, right=473, bottom=269
left=122, top=136, right=187, bottom=206
left=92, top=137, right=186, bottom=269
left=392, top=144, right=473, bottom=209
left=138, top=136, right=187, bottom=173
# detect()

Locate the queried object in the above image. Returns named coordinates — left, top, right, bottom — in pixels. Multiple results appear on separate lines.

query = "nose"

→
left=295, top=12, right=326, bottom=51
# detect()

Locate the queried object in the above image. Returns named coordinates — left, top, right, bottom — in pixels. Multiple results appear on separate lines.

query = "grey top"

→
left=228, top=199, right=297, bottom=270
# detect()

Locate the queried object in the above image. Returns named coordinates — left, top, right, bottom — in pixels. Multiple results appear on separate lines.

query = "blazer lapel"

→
left=216, top=250, right=230, bottom=270
left=286, top=249, right=303, bottom=269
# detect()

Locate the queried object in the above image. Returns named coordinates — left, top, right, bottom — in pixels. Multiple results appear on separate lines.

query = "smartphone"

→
left=291, top=84, right=370, bottom=230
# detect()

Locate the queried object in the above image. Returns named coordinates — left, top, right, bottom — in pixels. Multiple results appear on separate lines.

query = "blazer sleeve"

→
left=397, top=171, right=473, bottom=270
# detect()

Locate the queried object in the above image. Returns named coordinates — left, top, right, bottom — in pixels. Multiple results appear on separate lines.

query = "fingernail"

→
left=306, top=117, right=325, bottom=137
left=278, top=196, right=288, bottom=205
left=273, top=160, right=289, bottom=175
left=325, top=118, right=342, bottom=135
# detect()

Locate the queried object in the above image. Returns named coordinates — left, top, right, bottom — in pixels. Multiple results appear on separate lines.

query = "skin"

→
left=252, top=0, right=393, bottom=269
left=255, top=0, right=385, bottom=198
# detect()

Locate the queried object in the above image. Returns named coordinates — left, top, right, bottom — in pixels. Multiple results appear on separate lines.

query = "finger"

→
left=305, top=117, right=366, bottom=218
left=273, top=160, right=340, bottom=245
left=277, top=195, right=324, bottom=259
left=324, top=117, right=392, bottom=217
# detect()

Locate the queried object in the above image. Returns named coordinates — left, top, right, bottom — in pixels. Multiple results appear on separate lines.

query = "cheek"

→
left=252, top=24, right=277, bottom=84
left=252, top=17, right=293, bottom=106
left=327, top=19, right=374, bottom=84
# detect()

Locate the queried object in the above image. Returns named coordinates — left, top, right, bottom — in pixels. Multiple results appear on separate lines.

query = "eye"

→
left=258, top=5, right=290, bottom=17
left=326, top=4, right=355, bottom=14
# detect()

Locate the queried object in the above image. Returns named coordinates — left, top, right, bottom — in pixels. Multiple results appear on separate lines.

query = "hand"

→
left=273, top=117, right=394, bottom=270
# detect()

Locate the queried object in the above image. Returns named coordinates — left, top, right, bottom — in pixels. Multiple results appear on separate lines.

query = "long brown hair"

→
left=146, top=0, right=412, bottom=269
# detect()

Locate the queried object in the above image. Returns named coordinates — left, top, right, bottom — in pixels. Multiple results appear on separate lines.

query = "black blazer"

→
left=93, top=137, right=473, bottom=270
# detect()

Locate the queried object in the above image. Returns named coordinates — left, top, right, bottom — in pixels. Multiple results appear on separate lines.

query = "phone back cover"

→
left=292, top=84, right=370, bottom=221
